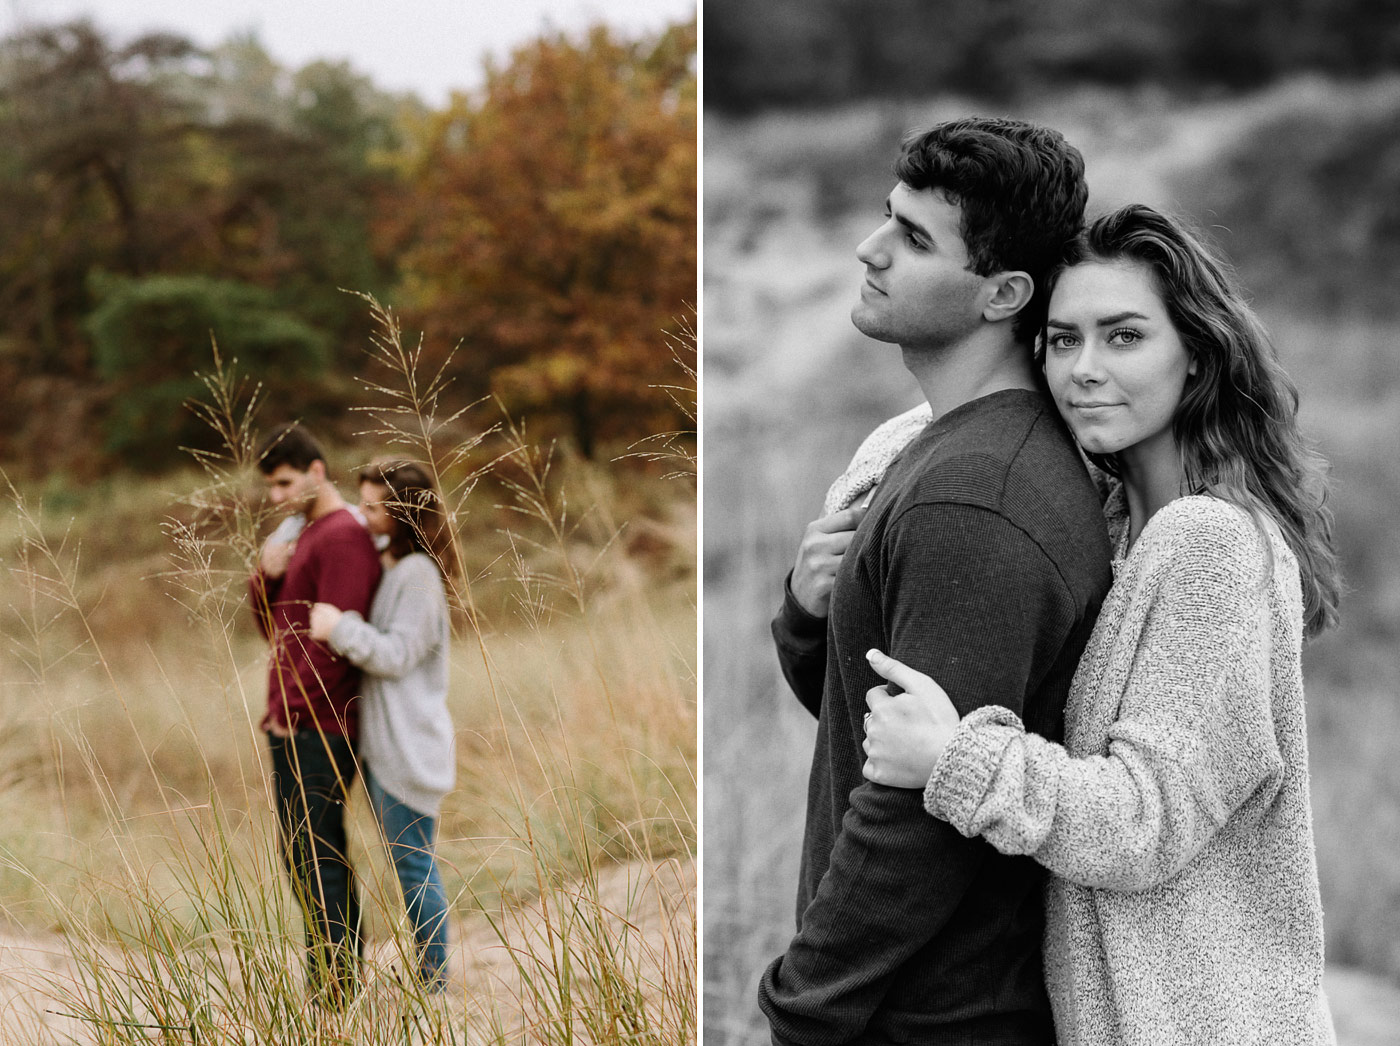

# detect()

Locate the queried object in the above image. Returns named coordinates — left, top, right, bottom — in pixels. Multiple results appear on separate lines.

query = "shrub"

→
left=1180, top=82, right=1400, bottom=317
left=85, top=273, right=330, bottom=469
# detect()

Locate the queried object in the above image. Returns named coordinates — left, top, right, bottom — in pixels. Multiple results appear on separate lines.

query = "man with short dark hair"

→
left=759, top=118, right=1114, bottom=1045
left=249, top=422, right=380, bottom=1003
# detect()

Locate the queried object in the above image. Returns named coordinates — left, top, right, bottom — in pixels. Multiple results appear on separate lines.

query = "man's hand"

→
left=308, top=602, right=343, bottom=642
left=790, top=504, right=868, bottom=617
left=260, top=538, right=296, bottom=579
left=862, top=649, right=961, bottom=788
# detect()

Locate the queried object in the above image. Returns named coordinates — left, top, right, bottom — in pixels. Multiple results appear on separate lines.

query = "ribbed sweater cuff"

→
left=924, top=705, right=1021, bottom=834
left=777, top=570, right=828, bottom=643
left=327, top=610, right=365, bottom=657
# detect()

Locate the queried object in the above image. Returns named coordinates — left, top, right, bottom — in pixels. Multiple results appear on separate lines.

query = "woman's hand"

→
left=260, top=538, right=296, bottom=579
left=862, top=649, right=963, bottom=788
left=308, top=602, right=343, bottom=642
left=790, top=504, right=869, bottom=617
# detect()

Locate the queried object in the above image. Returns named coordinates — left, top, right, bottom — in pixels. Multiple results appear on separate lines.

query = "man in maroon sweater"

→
left=760, top=120, right=1114, bottom=1044
left=249, top=423, right=380, bottom=1003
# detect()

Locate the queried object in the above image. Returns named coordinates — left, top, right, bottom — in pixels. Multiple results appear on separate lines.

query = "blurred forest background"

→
left=0, top=15, right=696, bottom=474
left=703, top=2, right=1400, bottom=1044
left=0, top=12, right=698, bottom=1041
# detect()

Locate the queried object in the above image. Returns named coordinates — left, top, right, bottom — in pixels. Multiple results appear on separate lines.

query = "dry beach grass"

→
left=0, top=311, right=697, bottom=1043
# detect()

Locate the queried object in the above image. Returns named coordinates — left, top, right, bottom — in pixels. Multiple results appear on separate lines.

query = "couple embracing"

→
left=248, top=424, right=457, bottom=1002
left=759, top=118, right=1340, bottom=1045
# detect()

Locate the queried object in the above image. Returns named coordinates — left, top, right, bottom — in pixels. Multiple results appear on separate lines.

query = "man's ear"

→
left=308, top=459, right=327, bottom=482
left=982, top=271, right=1034, bottom=325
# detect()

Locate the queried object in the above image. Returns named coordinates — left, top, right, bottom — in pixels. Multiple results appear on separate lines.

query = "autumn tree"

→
left=203, top=57, right=408, bottom=363
left=383, top=17, right=697, bottom=458
left=0, top=20, right=206, bottom=374
left=0, top=22, right=409, bottom=471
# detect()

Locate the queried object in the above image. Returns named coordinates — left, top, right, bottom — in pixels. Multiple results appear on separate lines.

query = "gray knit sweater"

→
left=926, top=486, right=1334, bottom=1046
left=328, top=552, right=455, bottom=817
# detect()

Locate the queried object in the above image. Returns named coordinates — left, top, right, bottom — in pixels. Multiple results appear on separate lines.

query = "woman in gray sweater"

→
left=310, top=460, right=457, bottom=990
left=860, top=205, right=1343, bottom=1045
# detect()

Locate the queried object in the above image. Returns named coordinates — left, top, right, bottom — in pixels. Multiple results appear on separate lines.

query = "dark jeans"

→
left=268, top=730, right=361, bottom=1001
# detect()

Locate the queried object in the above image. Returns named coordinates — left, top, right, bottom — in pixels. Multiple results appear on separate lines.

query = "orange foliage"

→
left=381, top=18, right=697, bottom=457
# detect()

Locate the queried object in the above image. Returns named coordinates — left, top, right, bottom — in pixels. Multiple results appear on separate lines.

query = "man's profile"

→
left=759, top=118, right=1113, bottom=1045
left=248, top=422, right=381, bottom=1003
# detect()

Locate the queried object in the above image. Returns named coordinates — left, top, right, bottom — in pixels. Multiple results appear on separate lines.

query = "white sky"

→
left=2, top=0, right=697, bottom=105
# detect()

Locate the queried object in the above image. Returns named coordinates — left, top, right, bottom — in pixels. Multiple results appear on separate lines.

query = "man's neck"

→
left=307, top=485, right=346, bottom=522
left=901, top=330, right=1039, bottom=422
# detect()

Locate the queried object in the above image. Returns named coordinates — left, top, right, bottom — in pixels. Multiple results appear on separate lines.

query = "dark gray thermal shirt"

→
left=762, top=389, right=1113, bottom=1046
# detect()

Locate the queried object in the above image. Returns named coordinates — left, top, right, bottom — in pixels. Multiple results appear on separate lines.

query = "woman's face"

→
left=1044, top=259, right=1196, bottom=465
left=358, top=481, right=396, bottom=538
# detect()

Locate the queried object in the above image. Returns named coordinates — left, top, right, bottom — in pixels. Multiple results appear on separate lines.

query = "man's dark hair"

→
left=895, top=117, right=1087, bottom=345
left=255, top=423, right=325, bottom=475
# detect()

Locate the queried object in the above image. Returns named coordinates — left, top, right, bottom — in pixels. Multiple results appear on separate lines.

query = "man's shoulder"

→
left=306, top=508, right=376, bottom=551
left=886, top=392, right=1112, bottom=583
left=898, top=391, right=1087, bottom=507
left=939, top=388, right=1065, bottom=456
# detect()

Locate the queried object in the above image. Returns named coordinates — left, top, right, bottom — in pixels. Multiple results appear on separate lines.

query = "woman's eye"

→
left=1047, top=334, right=1077, bottom=351
left=1110, top=327, right=1143, bottom=345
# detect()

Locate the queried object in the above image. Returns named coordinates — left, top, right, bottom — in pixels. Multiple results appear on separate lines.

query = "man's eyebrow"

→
left=879, top=193, right=935, bottom=245
left=882, top=195, right=934, bottom=244
left=893, top=213, right=933, bottom=243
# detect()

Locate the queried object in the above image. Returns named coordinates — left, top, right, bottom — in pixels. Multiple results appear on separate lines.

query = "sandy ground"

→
left=0, top=856, right=695, bottom=1044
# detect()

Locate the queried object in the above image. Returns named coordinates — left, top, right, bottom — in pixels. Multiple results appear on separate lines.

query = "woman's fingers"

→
left=817, top=503, right=869, bottom=533
left=862, top=682, right=942, bottom=788
left=862, top=669, right=958, bottom=788
left=791, top=504, right=870, bottom=617
left=864, top=648, right=933, bottom=699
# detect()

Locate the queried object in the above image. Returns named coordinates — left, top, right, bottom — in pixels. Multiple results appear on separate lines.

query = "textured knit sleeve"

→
left=759, top=504, right=1082, bottom=1045
left=327, top=556, right=446, bottom=680
left=926, top=501, right=1285, bottom=891
left=771, top=570, right=827, bottom=718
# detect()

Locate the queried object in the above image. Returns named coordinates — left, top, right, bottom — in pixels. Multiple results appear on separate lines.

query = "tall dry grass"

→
left=0, top=304, right=696, bottom=1043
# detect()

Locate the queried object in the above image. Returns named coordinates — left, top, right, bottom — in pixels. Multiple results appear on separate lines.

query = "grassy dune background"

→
left=702, top=79, right=1400, bottom=1045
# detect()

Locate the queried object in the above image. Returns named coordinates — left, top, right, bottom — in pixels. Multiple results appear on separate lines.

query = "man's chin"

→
left=850, top=306, right=896, bottom=344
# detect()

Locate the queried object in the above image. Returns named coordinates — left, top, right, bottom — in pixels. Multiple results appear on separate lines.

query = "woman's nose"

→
left=1071, top=343, right=1105, bottom=385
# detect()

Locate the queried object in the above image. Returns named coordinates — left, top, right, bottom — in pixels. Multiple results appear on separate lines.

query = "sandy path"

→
left=0, top=856, right=695, bottom=1044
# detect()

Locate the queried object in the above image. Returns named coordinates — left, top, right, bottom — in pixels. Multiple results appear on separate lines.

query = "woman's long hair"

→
left=1040, top=204, right=1341, bottom=637
left=358, top=460, right=459, bottom=580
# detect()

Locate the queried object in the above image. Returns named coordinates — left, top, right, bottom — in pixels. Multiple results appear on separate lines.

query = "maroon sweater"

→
left=249, top=507, right=381, bottom=737
left=762, top=390, right=1113, bottom=1046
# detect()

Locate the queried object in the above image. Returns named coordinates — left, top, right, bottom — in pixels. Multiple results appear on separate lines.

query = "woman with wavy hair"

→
left=861, top=204, right=1341, bottom=1044
left=310, top=460, right=458, bottom=990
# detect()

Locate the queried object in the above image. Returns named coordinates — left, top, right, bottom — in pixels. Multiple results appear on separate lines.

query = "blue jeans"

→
left=268, top=730, right=361, bottom=1003
left=366, top=772, right=450, bottom=988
